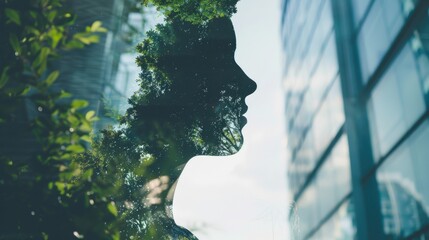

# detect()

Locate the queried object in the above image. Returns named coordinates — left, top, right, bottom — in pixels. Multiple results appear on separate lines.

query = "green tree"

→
left=0, top=0, right=119, bottom=239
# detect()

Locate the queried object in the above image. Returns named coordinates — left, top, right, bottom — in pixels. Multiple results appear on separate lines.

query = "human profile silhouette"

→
left=123, top=16, right=256, bottom=238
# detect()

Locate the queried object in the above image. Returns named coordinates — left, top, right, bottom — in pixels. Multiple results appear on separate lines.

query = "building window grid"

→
left=359, top=1, right=429, bottom=180
left=290, top=133, right=353, bottom=239
left=285, top=0, right=333, bottom=116
left=285, top=3, right=334, bottom=133
left=291, top=124, right=345, bottom=201
left=282, top=1, right=349, bottom=240
left=284, top=0, right=429, bottom=239
left=285, top=29, right=335, bottom=139
left=287, top=33, right=339, bottom=163
left=286, top=29, right=335, bottom=132
left=289, top=73, right=339, bottom=163
left=283, top=1, right=352, bottom=235
left=353, top=0, right=376, bottom=36
left=284, top=0, right=326, bottom=98
left=351, top=0, right=429, bottom=239
left=283, top=0, right=304, bottom=70
left=284, top=0, right=327, bottom=77
left=305, top=195, right=354, bottom=240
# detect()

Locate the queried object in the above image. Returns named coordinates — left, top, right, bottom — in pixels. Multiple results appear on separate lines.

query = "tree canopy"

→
left=143, top=0, right=240, bottom=23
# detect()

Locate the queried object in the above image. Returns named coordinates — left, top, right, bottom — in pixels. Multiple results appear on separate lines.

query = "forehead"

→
left=205, top=18, right=236, bottom=51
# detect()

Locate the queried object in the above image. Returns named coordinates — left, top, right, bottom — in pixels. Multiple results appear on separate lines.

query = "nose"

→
left=245, top=75, right=257, bottom=96
left=239, top=67, right=257, bottom=96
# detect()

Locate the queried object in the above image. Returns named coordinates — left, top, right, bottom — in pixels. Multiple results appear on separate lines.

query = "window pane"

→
left=305, top=0, right=333, bottom=74
left=316, top=135, right=352, bottom=221
left=296, top=183, right=319, bottom=238
left=376, top=120, right=429, bottom=238
left=293, top=135, right=352, bottom=238
left=310, top=200, right=356, bottom=240
left=312, top=78, right=345, bottom=156
left=292, top=34, right=339, bottom=146
left=357, top=0, right=406, bottom=82
left=368, top=42, right=426, bottom=158
left=288, top=78, right=345, bottom=194
left=352, top=0, right=371, bottom=27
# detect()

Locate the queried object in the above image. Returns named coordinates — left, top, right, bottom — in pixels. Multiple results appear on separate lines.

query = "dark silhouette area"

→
left=60, top=16, right=255, bottom=239
left=119, top=16, right=257, bottom=238
left=130, top=17, right=256, bottom=176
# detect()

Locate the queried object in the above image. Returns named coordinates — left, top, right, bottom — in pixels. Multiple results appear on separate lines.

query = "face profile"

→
left=129, top=17, right=256, bottom=169
left=118, top=17, right=257, bottom=238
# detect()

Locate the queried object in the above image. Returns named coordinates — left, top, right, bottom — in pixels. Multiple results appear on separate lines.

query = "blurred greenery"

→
left=1, top=0, right=241, bottom=239
left=0, top=0, right=120, bottom=238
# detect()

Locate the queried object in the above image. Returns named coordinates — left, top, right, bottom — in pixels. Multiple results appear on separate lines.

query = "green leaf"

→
left=55, top=136, right=70, bottom=144
left=44, top=70, right=60, bottom=87
left=32, top=47, right=50, bottom=70
left=66, top=144, right=85, bottom=153
left=47, top=10, right=57, bottom=22
left=64, top=39, right=85, bottom=49
left=59, top=153, right=71, bottom=160
left=82, top=169, right=93, bottom=180
left=0, top=67, right=10, bottom=89
left=90, top=21, right=102, bottom=32
left=37, top=60, right=47, bottom=75
left=87, top=21, right=107, bottom=32
left=5, top=8, right=21, bottom=25
left=55, top=181, right=68, bottom=194
left=112, top=231, right=120, bottom=240
left=107, top=202, right=118, bottom=217
left=73, top=33, right=99, bottom=45
left=9, top=34, right=21, bottom=53
left=59, top=90, right=72, bottom=99
left=67, top=114, right=79, bottom=125
left=29, top=11, right=38, bottom=19
left=79, top=122, right=92, bottom=133
left=71, top=99, right=89, bottom=109
left=28, top=27, right=41, bottom=37
left=48, top=27, right=62, bottom=48
left=85, top=110, right=95, bottom=120
left=80, top=135, right=92, bottom=143
left=20, top=86, right=31, bottom=96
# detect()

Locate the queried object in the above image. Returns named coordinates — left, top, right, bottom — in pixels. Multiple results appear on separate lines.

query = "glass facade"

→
left=52, top=0, right=145, bottom=129
left=282, top=0, right=429, bottom=239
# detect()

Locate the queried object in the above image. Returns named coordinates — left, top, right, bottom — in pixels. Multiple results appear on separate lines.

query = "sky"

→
left=172, top=0, right=291, bottom=239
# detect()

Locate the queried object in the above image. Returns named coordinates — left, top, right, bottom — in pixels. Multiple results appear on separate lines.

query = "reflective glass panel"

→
left=377, top=120, right=429, bottom=238
left=316, top=135, right=352, bottom=221
left=293, top=135, right=352, bottom=239
left=368, top=41, right=426, bottom=158
left=309, top=200, right=356, bottom=240
left=312, top=78, right=345, bottom=158
left=352, top=0, right=371, bottom=27
left=358, top=0, right=405, bottom=82
left=289, top=77, right=345, bottom=194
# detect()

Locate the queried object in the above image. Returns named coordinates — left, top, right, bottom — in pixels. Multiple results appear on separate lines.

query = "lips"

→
left=240, top=116, right=247, bottom=127
left=239, top=103, right=248, bottom=127
left=241, top=105, right=248, bottom=115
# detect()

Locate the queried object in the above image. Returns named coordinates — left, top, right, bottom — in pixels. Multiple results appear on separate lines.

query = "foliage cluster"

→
left=143, top=0, right=239, bottom=23
left=0, top=0, right=121, bottom=239
left=1, top=0, right=241, bottom=239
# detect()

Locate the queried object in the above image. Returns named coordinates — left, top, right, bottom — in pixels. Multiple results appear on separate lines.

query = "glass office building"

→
left=53, top=0, right=145, bottom=129
left=281, top=0, right=429, bottom=239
